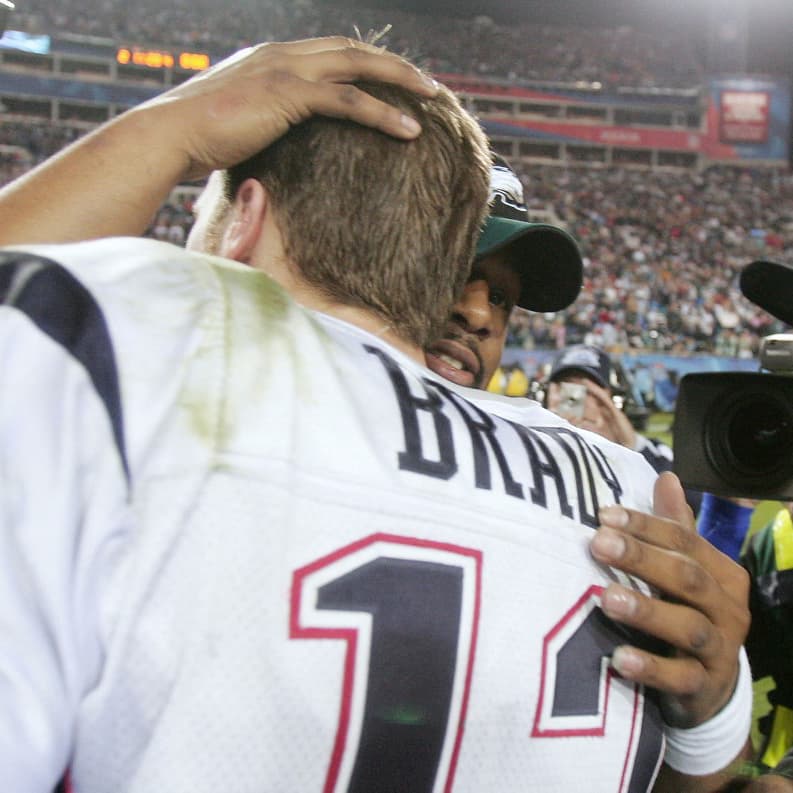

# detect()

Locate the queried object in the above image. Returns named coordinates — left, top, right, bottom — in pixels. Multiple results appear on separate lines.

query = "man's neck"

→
left=248, top=236, right=426, bottom=366
left=296, top=286, right=425, bottom=365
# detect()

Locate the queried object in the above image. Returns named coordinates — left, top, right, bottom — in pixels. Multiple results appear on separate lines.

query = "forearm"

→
left=0, top=106, right=188, bottom=245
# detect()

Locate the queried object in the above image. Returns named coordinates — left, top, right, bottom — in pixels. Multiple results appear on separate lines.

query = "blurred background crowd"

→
left=2, top=0, right=791, bottom=368
left=12, top=0, right=704, bottom=87
left=6, top=125, right=785, bottom=359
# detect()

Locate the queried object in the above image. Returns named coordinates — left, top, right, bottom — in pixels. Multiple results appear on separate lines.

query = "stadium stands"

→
left=11, top=0, right=704, bottom=88
left=2, top=0, right=790, bottom=359
left=508, top=163, right=790, bottom=355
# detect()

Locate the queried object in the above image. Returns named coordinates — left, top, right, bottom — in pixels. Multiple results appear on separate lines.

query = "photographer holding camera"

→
left=544, top=344, right=678, bottom=471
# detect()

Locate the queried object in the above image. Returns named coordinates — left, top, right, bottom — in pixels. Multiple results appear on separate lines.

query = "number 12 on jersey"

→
left=291, top=534, right=664, bottom=793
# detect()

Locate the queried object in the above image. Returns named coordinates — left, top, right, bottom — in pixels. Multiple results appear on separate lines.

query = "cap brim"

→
left=549, top=364, right=608, bottom=390
left=476, top=216, right=583, bottom=313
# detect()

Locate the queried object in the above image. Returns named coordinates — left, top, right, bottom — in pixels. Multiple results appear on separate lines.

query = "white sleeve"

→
left=0, top=307, right=129, bottom=791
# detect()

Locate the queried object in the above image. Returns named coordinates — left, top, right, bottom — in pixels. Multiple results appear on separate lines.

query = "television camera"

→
left=673, top=260, right=793, bottom=499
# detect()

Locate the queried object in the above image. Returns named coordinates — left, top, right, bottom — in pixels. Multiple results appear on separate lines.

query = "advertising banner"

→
left=719, top=89, right=770, bottom=144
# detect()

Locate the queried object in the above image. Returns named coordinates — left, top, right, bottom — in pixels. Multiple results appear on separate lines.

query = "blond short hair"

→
left=224, top=79, right=490, bottom=347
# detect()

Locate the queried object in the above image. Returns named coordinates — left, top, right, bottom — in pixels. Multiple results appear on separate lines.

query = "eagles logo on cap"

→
left=490, top=159, right=528, bottom=220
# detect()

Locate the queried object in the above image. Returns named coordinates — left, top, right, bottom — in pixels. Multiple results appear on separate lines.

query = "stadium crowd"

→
left=509, top=164, right=792, bottom=356
left=4, top=116, right=789, bottom=357
left=134, top=163, right=793, bottom=359
left=138, top=163, right=793, bottom=358
left=13, top=0, right=703, bottom=88
left=2, top=0, right=788, bottom=359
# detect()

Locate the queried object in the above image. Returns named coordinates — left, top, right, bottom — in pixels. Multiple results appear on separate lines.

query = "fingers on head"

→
left=269, top=37, right=432, bottom=93
left=298, top=81, right=421, bottom=139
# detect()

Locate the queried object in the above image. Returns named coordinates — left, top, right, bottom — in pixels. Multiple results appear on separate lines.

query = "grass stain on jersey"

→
left=210, top=261, right=322, bottom=446
left=224, top=264, right=291, bottom=324
left=176, top=258, right=296, bottom=450
left=225, top=263, right=335, bottom=412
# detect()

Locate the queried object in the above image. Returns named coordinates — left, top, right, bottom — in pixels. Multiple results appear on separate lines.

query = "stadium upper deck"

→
left=1, top=0, right=788, bottom=170
left=9, top=0, right=705, bottom=89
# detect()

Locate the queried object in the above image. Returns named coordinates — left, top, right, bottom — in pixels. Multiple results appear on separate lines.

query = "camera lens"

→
left=712, top=391, right=793, bottom=482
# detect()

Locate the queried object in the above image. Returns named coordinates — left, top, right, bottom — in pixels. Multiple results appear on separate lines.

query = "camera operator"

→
left=697, top=494, right=756, bottom=562
left=681, top=260, right=793, bottom=792
left=694, top=493, right=793, bottom=792
left=695, top=489, right=793, bottom=789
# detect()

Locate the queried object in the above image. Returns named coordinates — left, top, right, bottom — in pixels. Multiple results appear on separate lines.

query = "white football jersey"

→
left=0, top=238, right=664, bottom=793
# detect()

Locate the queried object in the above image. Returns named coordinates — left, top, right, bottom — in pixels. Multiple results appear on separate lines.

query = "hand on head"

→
left=0, top=36, right=441, bottom=246
left=144, top=36, right=440, bottom=183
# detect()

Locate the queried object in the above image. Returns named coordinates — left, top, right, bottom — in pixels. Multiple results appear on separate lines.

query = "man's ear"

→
left=218, top=177, right=268, bottom=264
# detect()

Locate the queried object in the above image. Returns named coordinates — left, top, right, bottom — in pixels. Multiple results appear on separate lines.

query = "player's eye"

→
left=489, top=287, right=513, bottom=312
left=489, top=287, right=505, bottom=306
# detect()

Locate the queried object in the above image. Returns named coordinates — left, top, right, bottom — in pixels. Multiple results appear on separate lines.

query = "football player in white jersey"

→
left=0, top=38, right=750, bottom=793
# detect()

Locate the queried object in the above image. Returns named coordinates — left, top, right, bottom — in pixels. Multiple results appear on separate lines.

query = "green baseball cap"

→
left=477, top=157, right=583, bottom=313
